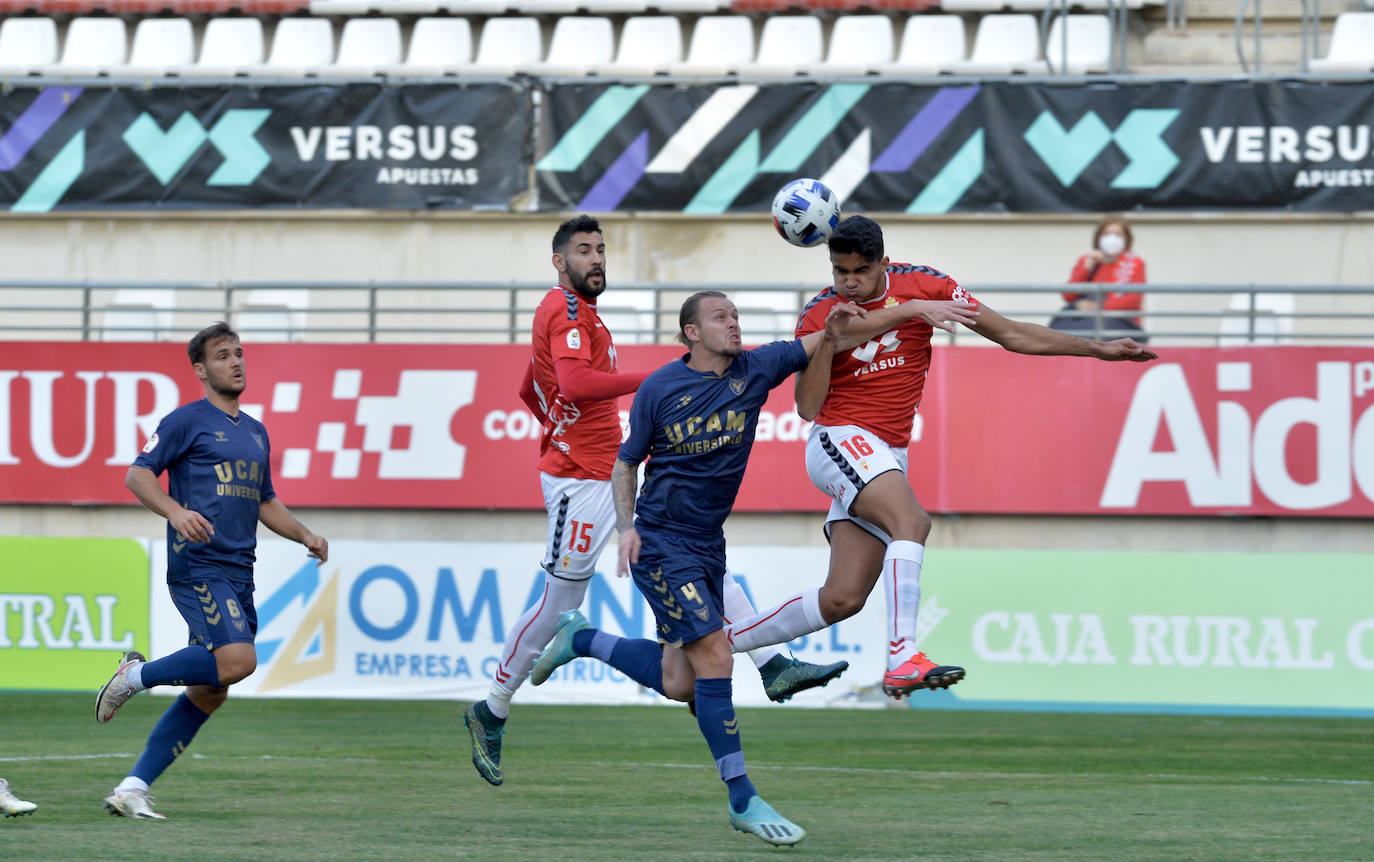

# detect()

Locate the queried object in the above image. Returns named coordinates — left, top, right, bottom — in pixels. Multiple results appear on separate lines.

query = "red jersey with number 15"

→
left=530, top=287, right=622, bottom=479
left=795, top=263, right=977, bottom=448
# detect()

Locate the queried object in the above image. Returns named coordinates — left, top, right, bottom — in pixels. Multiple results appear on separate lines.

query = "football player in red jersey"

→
left=725, top=215, right=1157, bottom=698
left=464, top=216, right=850, bottom=786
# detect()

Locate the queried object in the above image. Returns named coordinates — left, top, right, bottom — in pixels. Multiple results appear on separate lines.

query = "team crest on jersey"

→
left=226, top=598, right=246, bottom=632
left=678, top=395, right=692, bottom=407
left=251, top=432, right=264, bottom=450
left=566, top=328, right=582, bottom=350
left=214, top=430, right=228, bottom=442
left=141, top=432, right=160, bottom=454
left=729, top=378, right=745, bottom=395
left=884, top=297, right=900, bottom=308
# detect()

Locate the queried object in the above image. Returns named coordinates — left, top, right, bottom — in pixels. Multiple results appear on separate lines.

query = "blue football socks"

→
left=694, top=677, right=757, bottom=813
left=572, top=630, right=665, bottom=696
left=138, top=645, right=221, bottom=688
left=130, top=693, right=211, bottom=785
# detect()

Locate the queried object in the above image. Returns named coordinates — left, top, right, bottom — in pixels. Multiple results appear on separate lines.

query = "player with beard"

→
left=96, top=321, right=328, bottom=819
left=464, top=217, right=848, bottom=787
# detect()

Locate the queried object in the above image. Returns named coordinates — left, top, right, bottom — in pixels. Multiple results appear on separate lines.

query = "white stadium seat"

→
left=743, top=16, right=823, bottom=77
left=822, top=15, right=895, bottom=75
left=249, top=18, right=335, bottom=77
left=598, top=16, right=681, bottom=75
left=1310, top=11, right=1374, bottom=73
left=118, top=18, right=195, bottom=78
left=319, top=17, right=402, bottom=77
left=1039, top=14, right=1112, bottom=74
left=534, top=17, right=614, bottom=76
left=466, top=17, right=542, bottom=75
left=386, top=17, right=473, bottom=76
left=670, top=15, right=754, bottom=76
left=0, top=18, right=58, bottom=76
left=182, top=18, right=265, bottom=78
left=879, top=15, right=967, bottom=75
left=947, top=14, right=1042, bottom=75
left=41, top=17, right=127, bottom=77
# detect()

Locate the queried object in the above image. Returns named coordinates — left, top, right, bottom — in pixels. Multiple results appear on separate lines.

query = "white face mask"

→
left=1098, top=233, right=1126, bottom=257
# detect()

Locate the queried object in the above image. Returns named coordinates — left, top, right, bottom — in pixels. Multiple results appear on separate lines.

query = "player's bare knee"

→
left=186, top=685, right=229, bottom=713
left=818, top=588, right=867, bottom=623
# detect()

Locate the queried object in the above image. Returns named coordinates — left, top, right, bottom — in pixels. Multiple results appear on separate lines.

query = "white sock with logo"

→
left=721, top=571, right=781, bottom=668
left=725, top=588, right=825, bottom=654
left=884, top=540, right=924, bottom=671
left=485, top=572, right=589, bottom=720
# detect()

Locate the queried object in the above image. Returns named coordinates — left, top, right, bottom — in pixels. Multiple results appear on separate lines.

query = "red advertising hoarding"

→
left=1, top=343, right=1371, bottom=516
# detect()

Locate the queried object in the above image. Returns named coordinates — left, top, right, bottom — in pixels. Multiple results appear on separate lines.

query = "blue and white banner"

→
left=149, top=539, right=883, bottom=708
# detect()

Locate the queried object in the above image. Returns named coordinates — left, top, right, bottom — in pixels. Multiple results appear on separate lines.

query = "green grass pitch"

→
left=2, top=693, right=1370, bottom=861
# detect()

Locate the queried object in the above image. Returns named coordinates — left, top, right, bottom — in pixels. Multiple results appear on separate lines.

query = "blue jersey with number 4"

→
left=134, top=399, right=276, bottom=584
left=619, top=340, right=808, bottom=540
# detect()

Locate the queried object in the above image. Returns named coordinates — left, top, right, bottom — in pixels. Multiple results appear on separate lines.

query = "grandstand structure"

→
left=0, top=0, right=1370, bottom=76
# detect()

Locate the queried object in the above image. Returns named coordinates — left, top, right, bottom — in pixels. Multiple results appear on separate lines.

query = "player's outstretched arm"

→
left=611, top=458, right=641, bottom=578
left=967, top=304, right=1159, bottom=362
left=125, top=465, right=214, bottom=543
left=832, top=299, right=979, bottom=351
left=259, top=497, right=329, bottom=564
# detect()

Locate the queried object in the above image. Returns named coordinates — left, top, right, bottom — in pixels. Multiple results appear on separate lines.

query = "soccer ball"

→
left=771, top=178, right=842, bottom=248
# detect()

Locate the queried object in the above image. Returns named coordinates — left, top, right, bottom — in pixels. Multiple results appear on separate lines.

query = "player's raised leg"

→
left=721, top=572, right=849, bottom=702
left=103, top=582, right=258, bottom=820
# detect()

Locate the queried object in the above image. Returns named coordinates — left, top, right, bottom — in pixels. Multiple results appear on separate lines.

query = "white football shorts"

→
left=804, top=423, right=909, bottom=545
left=539, top=473, right=617, bottom=581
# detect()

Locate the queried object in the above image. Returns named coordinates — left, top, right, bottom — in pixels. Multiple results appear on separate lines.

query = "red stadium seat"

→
left=36, top=0, right=102, bottom=12
left=801, top=0, right=870, bottom=10
left=0, top=0, right=36, bottom=12
left=240, top=0, right=310, bottom=12
left=107, top=0, right=175, bottom=11
left=171, top=0, right=242, bottom=11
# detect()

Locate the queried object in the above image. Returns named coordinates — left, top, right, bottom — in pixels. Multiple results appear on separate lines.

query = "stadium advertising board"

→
left=0, top=537, right=150, bottom=691
left=920, top=550, right=1374, bottom=715
left=0, top=83, right=529, bottom=211
left=537, top=79, right=1374, bottom=213
left=137, top=541, right=1373, bottom=715
left=147, top=539, right=876, bottom=708
left=2, top=343, right=1373, bottom=516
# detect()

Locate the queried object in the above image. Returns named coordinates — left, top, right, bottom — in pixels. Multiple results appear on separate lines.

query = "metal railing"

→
left=1, top=279, right=1372, bottom=346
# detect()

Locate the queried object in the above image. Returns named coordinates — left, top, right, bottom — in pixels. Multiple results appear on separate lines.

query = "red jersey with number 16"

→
left=795, top=263, right=977, bottom=448
left=530, top=287, right=623, bottom=479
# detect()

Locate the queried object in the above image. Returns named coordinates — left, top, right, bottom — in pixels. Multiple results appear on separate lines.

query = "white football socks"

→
left=485, top=572, right=590, bottom=720
left=884, top=540, right=924, bottom=671
left=722, top=572, right=782, bottom=669
left=725, top=588, right=825, bottom=653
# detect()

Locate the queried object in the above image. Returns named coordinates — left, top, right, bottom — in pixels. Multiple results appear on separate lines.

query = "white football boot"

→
left=104, top=788, right=165, bottom=820
left=96, top=650, right=147, bottom=723
left=0, top=779, right=37, bottom=817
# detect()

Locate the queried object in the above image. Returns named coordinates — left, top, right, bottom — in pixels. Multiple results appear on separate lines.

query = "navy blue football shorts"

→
left=169, top=577, right=258, bottom=650
left=629, top=526, right=726, bottom=648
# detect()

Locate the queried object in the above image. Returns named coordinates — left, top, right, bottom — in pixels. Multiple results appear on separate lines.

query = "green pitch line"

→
left=3, top=694, right=1370, bottom=862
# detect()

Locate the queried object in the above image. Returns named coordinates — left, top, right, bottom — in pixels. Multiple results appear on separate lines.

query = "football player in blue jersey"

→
left=528, top=290, right=944, bottom=845
left=96, top=321, right=328, bottom=820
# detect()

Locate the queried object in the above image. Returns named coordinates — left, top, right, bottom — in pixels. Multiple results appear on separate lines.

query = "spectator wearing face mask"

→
left=1050, top=214, right=1147, bottom=342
